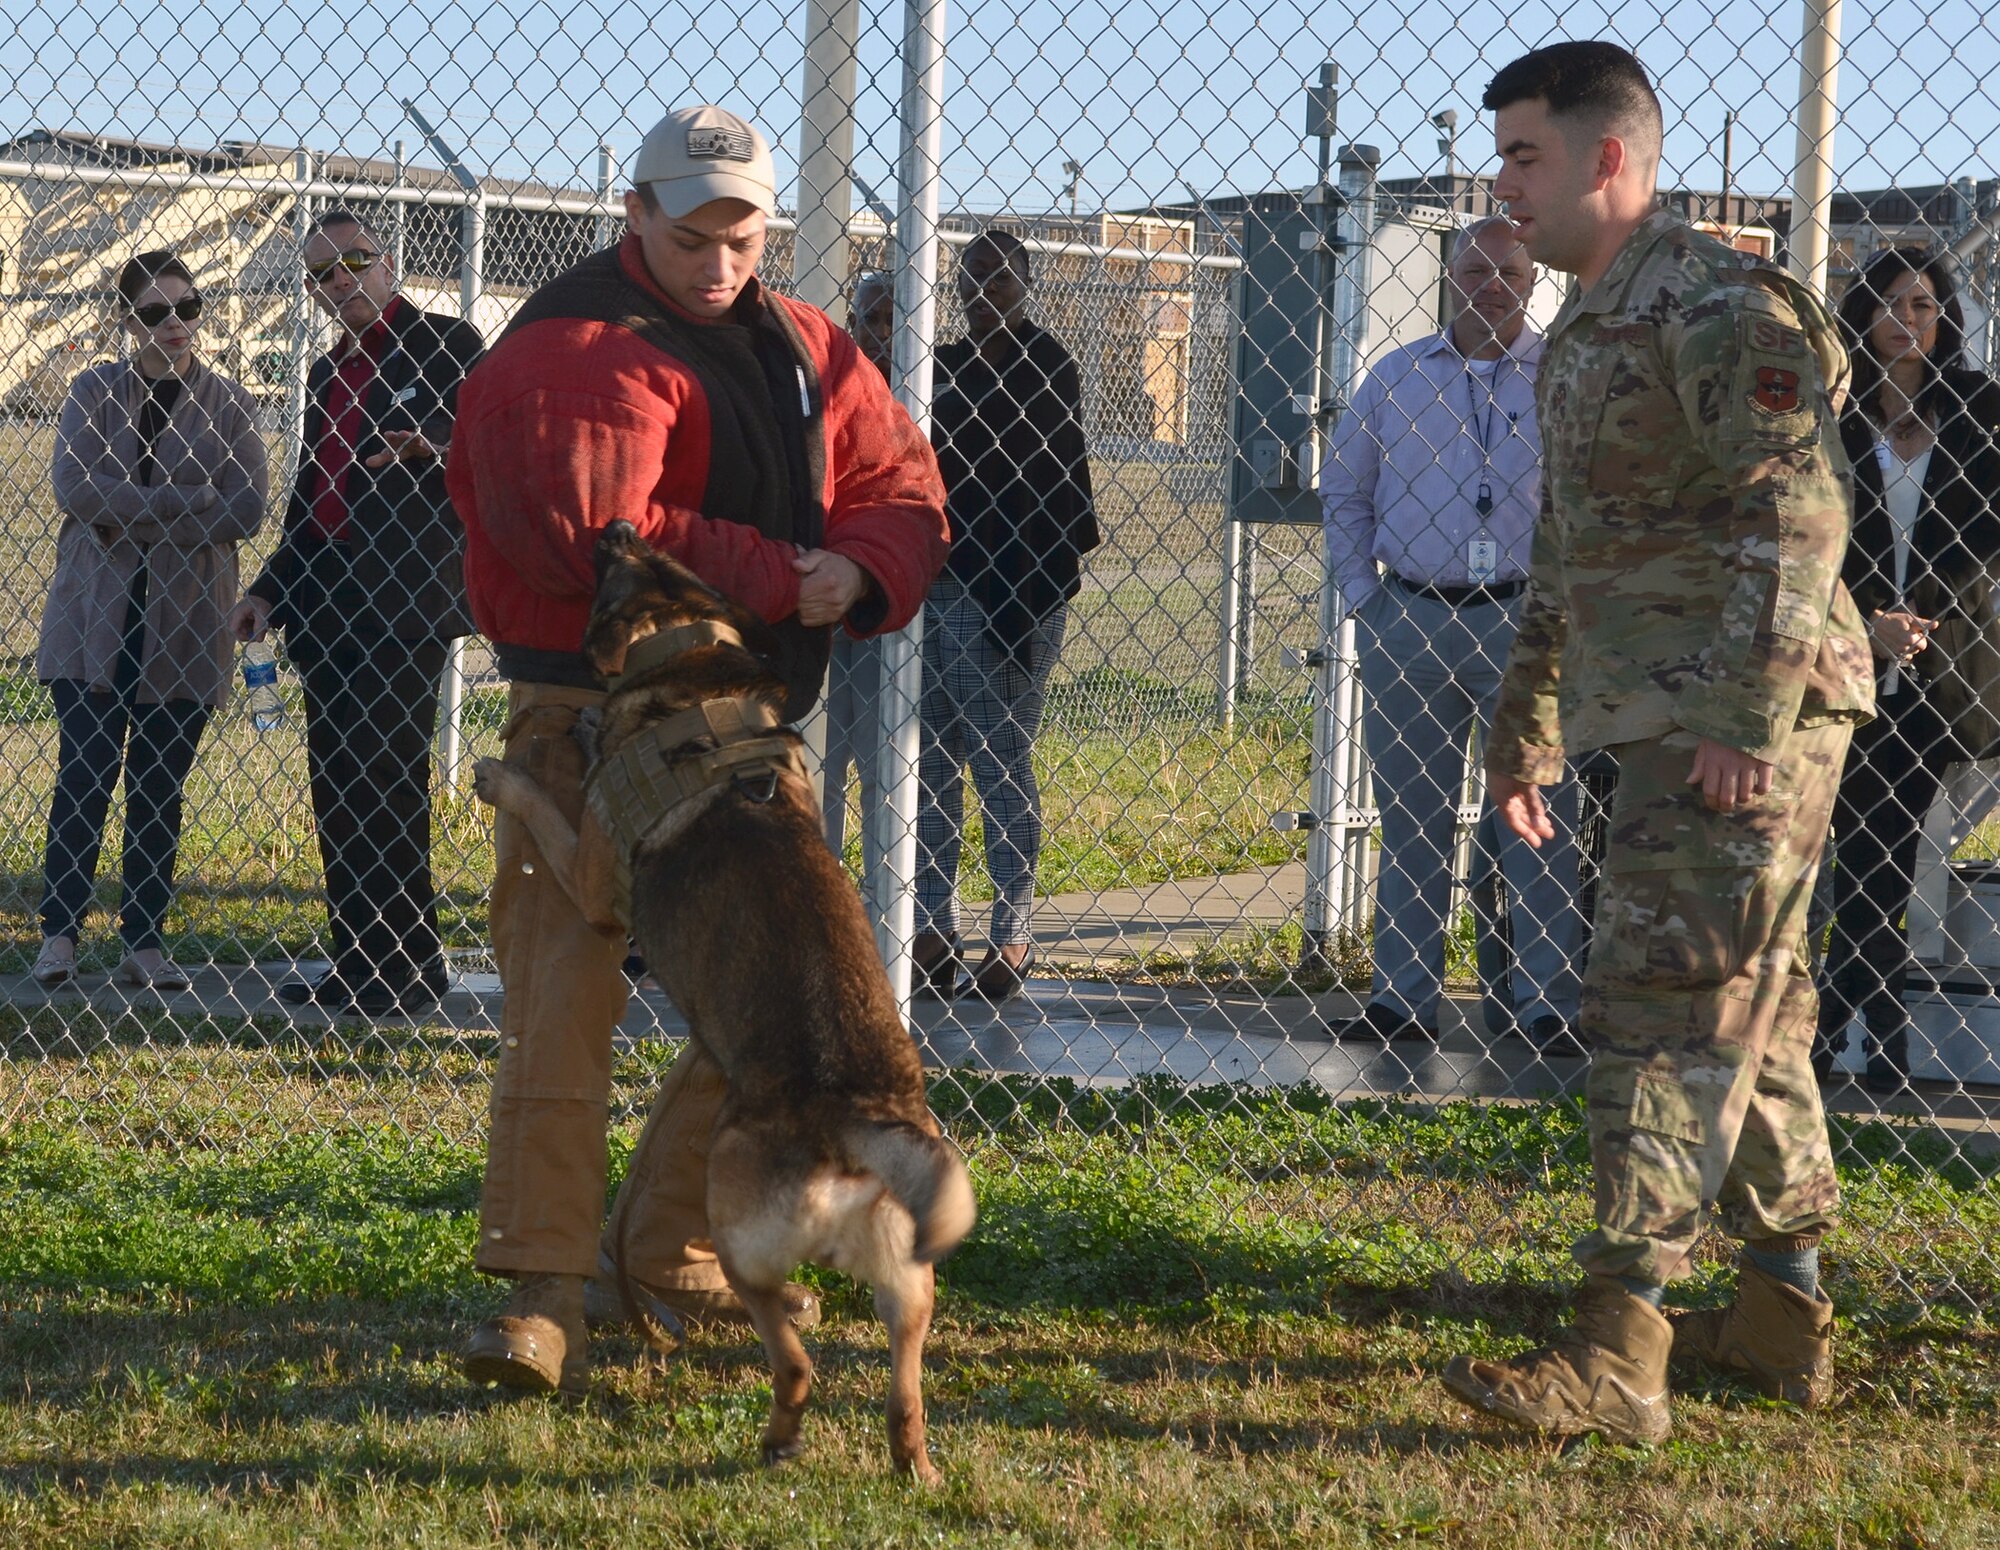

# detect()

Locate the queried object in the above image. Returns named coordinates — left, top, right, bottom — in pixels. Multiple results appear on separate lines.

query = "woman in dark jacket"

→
left=31, top=249, right=268, bottom=989
left=1817, top=246, right=2000, bottom=1090
left=913, top=230, right=1100, bottom=1002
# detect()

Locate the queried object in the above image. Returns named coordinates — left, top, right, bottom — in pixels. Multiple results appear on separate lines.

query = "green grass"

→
left=0, top=669, right=1317, bottom=977
left=0, top=1017, right=1996, bottom=1546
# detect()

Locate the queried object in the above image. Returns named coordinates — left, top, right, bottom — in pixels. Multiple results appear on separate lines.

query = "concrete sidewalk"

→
left=1024, top=862, right=1307, bottom=965
left=6, top=856, right=1998, bottom=1142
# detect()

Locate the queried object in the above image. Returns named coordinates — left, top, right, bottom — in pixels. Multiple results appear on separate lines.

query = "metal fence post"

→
left=595, top=143, right=615, bottom=252
left=793, top=0, right=864, bottom=864
left=285, top=149, right=314, bottom=493
left=1303, top=139, right=1379, bottom=958
left=1791, top=0, right=1844, bottom=291
left=403, top=100, right=483, bottom=788
left=873, top=0, right=947, bottom=1012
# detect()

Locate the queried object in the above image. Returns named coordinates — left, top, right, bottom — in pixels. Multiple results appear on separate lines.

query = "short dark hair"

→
left=313, top=206, right=384, bottom=245
left=1483, top=41, right=1662, bottom=158
left=1838, top=245, right=1966, bottom=424
left=634, top=183, right=661, bottom=214
left=962, top=228, right=1031, bottom=284
left=115, top=249, right=196, bottom=308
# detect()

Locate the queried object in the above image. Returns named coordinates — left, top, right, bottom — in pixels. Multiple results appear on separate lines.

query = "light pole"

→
left=1432, top=109, right=1459, bottom=208
left=1062, top=158, right=1083, bottom=218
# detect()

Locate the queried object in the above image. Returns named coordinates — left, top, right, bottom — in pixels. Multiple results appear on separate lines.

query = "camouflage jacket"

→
left=1488, top=208, right=1875, bottom=783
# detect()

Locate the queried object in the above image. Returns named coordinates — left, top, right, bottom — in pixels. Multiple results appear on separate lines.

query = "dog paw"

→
left=471, top=757, right=515, bottom=808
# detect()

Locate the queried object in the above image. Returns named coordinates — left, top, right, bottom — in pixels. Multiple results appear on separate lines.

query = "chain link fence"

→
left=2, top=3, right=1999, bottom=1301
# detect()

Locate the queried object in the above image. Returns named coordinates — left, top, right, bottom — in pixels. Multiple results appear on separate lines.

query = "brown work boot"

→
left=583, top=1254, right=821, bottom=1336
left=462, top=1273, right=588, bottom=1398
left=1442, top=1277, right=1674, bottom=1443
left=1670, top=1261, right=1834, bottom=1408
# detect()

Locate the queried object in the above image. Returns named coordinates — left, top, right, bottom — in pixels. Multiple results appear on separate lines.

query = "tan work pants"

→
left=476, top=681, right=729, bottom=1291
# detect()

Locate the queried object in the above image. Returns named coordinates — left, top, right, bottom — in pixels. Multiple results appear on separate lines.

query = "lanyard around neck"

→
left=1463, top=353, right=1508, bottom=468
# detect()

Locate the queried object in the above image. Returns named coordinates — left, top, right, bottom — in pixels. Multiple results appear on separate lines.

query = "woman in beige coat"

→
left=32, top=250, right=268, bottom=988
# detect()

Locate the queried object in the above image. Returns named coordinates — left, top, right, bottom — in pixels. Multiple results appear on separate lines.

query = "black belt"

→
left=1390, top=575, right=1525, bottom=607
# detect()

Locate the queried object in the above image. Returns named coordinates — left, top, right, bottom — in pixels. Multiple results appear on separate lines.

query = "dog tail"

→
left=846, top=1122, right=977, bottom=1264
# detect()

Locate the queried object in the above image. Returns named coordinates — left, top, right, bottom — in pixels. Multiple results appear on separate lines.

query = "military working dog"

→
left=471, top=520, right=975, bottom=1481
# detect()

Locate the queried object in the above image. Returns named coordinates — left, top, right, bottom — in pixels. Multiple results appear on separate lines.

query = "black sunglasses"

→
left=305, top=248, right=383, bottom=284
left=132, top=296, right=203, bottom=327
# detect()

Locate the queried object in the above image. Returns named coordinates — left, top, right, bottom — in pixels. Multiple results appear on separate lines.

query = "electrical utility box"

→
left=1227, top=196, right=1330, bottom=527
left=1227, top=196, right=1456, bottom=526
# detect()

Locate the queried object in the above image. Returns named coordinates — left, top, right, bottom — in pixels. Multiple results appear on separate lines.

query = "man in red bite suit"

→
left=447, top=104, right=949, bottom=1397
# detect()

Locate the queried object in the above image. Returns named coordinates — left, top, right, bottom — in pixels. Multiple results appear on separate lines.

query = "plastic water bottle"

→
left=241, top=641, right=283, bottom=732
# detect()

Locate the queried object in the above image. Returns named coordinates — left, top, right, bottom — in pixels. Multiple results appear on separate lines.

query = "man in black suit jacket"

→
left=229, top=208, right=485, bottom=1016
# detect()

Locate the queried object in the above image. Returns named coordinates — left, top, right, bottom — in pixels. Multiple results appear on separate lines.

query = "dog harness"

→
left=583, top=622, right=808, bottom=926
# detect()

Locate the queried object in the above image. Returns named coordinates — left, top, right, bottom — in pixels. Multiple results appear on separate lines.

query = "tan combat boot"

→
left=1442, top=1277, right=1674, bottom=1443
left=1670, top=1261, right=1834, bottom=1408
left=462, top=1272, right=588, bottom=1398
left=581, top=1250, right=821, bottom=1338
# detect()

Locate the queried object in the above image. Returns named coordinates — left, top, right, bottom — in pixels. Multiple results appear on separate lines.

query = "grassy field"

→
left=0, top=671, right=1319, bottom=979
left=1, top=1009, right=1996, bottom=1548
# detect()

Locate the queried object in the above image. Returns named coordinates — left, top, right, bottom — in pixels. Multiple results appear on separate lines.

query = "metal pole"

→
left=391, top=139, right=407, bottom=280
left=286, top=149, right=313, bottom=492
left=1305, top=141, right=1379, bottom=956
left=595, top=143, right=616, bottom=251
left=1720, top=111, right=1735, bottom=230
left=402, top=100, right=484, bottom=788
left=794, top=0, right=865, bottom=859
left=1791, top=0, right=1844, bottom=292
left=1215, top=511, right=1243, bottom=728
left=795, top=0, right=862, bottom=311
left=1298, top=68, right=1340, bottom=967
left=872, top=0, right=947, bottom=1013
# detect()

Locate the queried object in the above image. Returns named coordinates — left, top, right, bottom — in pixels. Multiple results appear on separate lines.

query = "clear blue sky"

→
left=2, top=0, right=1993, bottom=210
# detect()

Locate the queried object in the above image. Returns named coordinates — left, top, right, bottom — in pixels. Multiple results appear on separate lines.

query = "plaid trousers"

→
left=915, top=580, right=1066, bottom=946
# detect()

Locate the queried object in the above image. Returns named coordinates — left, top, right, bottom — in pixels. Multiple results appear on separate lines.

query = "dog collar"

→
left=608, top=619, right=746, bottom=694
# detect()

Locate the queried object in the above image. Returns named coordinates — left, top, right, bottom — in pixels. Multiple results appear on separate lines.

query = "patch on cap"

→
left=687, top=126, right=754, bottom=162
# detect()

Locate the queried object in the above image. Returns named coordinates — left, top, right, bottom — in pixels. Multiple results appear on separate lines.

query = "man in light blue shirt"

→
left=1319, top=216, right=1582, bottom=1052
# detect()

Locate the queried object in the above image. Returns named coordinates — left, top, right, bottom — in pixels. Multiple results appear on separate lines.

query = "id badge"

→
left=1466, top=536, right=1499, bottom=585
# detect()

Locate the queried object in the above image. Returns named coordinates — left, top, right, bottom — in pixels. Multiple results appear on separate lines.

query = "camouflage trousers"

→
left=1573, top=721, right=1854, bottom=1284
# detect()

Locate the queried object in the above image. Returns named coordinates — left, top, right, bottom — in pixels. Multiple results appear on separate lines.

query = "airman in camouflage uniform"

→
left=1440, top=41, right=1874, bottom=1445
left=1492, top=208, right=1873, bottom=1291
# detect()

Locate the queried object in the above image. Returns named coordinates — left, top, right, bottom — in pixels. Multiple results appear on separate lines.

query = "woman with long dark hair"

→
left=1817, top=247, right=2000, bottom=1090
left=31, top=250, right=268, bottom=988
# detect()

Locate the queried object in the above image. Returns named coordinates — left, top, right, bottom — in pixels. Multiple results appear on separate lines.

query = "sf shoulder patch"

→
left=1727, top=309, right=1820, bottom=446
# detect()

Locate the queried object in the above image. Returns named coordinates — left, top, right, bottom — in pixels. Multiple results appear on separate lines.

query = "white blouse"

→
left=1875, top=440, right=1934, bottom=694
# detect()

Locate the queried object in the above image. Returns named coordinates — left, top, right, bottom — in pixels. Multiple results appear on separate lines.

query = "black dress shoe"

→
left=1324, top=1002, right=1437, bottom=1042
left=279, top=968, right=442, bottom=1017
left=1526, top=1015, right=1588, bottom=1058
left=957, top=949, right=1032, bottom=1005
left=912, top=933, right=964, bottom=1001
left=276, top=969, right=345, bottom=1006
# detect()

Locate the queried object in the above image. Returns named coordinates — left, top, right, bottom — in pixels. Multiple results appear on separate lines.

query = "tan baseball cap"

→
left=632, top=105, right=776, bottom=218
